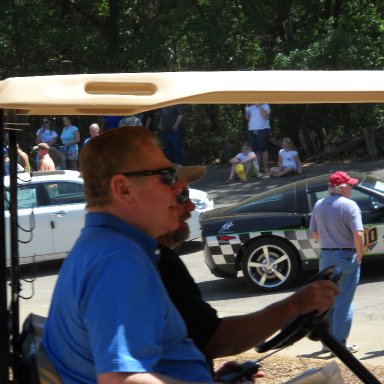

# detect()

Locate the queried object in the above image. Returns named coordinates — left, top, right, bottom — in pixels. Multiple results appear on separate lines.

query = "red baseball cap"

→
left=329, top=171, right=358, bottom=187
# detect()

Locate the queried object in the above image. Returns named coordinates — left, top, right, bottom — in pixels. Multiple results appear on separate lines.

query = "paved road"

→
left=15, top=158, right=384, bottom=371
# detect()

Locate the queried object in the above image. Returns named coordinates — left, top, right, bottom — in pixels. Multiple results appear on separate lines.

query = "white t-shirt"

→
left=36, top=127, right=58, bottom=144
left=245, top=104, right=271, bottom=131
left=279, top=149, right=298, bottom=169
left=237, top=151, right=259, bottom=167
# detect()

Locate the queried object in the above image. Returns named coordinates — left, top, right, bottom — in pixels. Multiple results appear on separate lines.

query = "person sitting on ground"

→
left=227, top=143, right=259, bottom=182
left=158, top=166, right=339, bottom=381
left=270, top=137, right=302, bottom=177
left=34, top=143, right=55, bottom=171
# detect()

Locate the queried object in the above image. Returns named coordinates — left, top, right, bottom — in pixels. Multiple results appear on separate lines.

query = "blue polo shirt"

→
left=43, top=212, right=213, bottom=384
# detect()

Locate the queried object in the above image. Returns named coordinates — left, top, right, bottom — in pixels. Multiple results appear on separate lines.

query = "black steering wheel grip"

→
left=256, top=265, right=342, bottom=353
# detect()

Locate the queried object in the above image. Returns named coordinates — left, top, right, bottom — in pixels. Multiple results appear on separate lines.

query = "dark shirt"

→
left=160, top=105, right=184, bottom=132
left=102, top=116, right=123, bottom=131
left=158, top=244, right=221, bottom=363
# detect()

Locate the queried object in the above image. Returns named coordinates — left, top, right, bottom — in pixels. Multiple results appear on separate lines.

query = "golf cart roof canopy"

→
left=0, top=70, right=384, bottom=116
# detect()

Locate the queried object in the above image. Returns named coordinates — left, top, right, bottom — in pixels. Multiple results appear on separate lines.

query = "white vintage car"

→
left=3, top=170, right=214, bottom=265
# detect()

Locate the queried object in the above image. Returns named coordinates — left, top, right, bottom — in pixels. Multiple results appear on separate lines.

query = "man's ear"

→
left=109, top=174, right=135, bottom=205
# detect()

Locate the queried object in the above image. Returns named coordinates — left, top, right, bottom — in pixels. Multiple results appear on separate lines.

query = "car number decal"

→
left=364, top=225, right=378, bottom=252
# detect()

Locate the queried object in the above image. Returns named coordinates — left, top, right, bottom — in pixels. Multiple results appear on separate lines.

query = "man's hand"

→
left=288, top=280, right=340, bottom=316
left=215, top=360, right=264, bottom=383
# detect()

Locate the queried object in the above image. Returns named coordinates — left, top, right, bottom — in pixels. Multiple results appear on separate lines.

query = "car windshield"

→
left=229, top=183, right=296, bottom=214
left=360, top=175, right=384, bottom=195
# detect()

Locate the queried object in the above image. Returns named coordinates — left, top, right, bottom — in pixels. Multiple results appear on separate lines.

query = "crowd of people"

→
left=3, top=104, right=305, bottom=181
left=226, top=104, right=303, bottom=182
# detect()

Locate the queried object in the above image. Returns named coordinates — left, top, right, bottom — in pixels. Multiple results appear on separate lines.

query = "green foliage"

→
left=1, top=0, right=384, bottom=163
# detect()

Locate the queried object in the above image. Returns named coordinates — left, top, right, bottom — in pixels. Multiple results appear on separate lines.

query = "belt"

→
left=321, top=248, right=355, bottom=251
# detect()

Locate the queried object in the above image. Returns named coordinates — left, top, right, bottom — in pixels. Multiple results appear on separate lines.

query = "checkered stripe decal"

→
left=206, top=229, right=320, bottom=266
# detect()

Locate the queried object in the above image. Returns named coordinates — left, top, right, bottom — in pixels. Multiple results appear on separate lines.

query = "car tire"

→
left=241, top=238, right=298, bottom=292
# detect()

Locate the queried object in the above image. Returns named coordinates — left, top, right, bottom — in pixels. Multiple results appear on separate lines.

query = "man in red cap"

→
left=310, top=170, right=364, bottom=354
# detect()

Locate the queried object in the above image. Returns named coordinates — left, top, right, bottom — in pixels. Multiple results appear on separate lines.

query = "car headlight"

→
left=191, top=198, right=208, bottom=210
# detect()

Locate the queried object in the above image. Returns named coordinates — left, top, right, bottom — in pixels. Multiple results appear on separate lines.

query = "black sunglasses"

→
left=176, top=188, right=190, bottom=204
left=120, top=167, right=177, bottom=186
left=43, top=120, right=50, bottom=123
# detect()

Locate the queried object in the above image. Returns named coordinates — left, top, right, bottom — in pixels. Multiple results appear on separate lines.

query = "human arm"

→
left=244, top=105, right=250, bottom=121
left=278, top=153, right=283, bottom=168
left=172, top=114, right=184, bottom=132
left=36, top=128, right=42, bottom=144
left=98, top=371, right=209, bottom=384
left=65, top=129, right=80, bottom=146
left=50, top=133, right=58, bottom=146
left=311, top=231, right=319, bottom=242
left=243, top=152, right=256, bottom=164
left=256, top=104, right=270, bottom=119
left=354, top=230, right=364, bottom=264
left=19, top=152, right=30, bottom=173
left=144, top=116, right=152, bottom=129
left=229, top=155, right=241, bottom=164
left=295, top=153, right=302, bottom=174
left=203, top=280, right=339, bottom=358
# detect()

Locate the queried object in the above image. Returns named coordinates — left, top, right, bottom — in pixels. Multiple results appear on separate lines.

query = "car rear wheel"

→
left=241, top=238, right=298, bottom=291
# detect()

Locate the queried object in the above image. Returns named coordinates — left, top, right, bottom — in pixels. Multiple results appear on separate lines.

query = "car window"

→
left=45, top=182, right=85, bottom=205
left=231, top=186, right=296, bottom=213
left=310, top=188, right=384, bottom=212
left=5, top=185, right=39, bottom=210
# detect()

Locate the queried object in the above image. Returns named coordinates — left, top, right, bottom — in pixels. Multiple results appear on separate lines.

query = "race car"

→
left=201, top=172, right=384, bottom=291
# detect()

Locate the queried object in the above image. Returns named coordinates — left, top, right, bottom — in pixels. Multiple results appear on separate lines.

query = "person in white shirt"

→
left=245, top=104, right=271, bottom=174
left=227, top=143, right=259, bottom=182
left=270, top=137, right=302, bottom=177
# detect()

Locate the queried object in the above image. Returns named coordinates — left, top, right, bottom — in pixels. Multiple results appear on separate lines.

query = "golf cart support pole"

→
left=8, top=127, right=21, bottom=382
left=0, top=110, right=10, bottom=382
left=321, top=332, right=380, bottom=384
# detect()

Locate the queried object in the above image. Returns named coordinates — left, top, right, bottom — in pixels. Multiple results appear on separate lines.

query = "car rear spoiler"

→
left=0, top=71, right=384, bottom=115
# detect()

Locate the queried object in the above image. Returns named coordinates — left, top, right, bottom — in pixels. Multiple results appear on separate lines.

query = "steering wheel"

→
left=256, top=265, right=342, bottom=353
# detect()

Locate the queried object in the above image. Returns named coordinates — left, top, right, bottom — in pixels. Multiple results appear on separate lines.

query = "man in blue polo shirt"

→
left=42, top=127, right=214, bottom=384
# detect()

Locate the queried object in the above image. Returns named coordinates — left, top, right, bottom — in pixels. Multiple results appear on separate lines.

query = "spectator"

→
left=60, top=116, right=80, bottom=170
left=100, top=115, right=123, bottom=131
left=118, top=115, right=143, bottom=127
left=42, top=127, right=216, bottom=383
left=35, top=117, right=58, bottom=147
left=227, top=143, right=259, bottom=182
left=84, top=123, right=100, bottom=145
left=159, top=166, right=339, bottom=371
left=3, top=147, right=9, bottom=176
left=159, top=105, right=184, bottom=166
left=310, top=171, right=364, bottom=354
left=34, top=143, right=55, bottom=171
left=139, top=110, right=155, bottom=130
left=270, top=137, right=302, bottom=177
left=4, top=146, right=26, bottom=173
left=245, top=104, right=271, bottom=174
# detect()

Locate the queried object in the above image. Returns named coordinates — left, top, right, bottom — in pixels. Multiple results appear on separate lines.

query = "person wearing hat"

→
left=157, top=166, right=339, bottom=380
left=34, top=142, right=55, bottom=171
left=310, top=171, right=364, bottom=354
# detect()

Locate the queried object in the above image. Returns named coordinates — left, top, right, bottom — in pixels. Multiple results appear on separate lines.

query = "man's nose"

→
left=172, top=183, right=183, bottom=196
